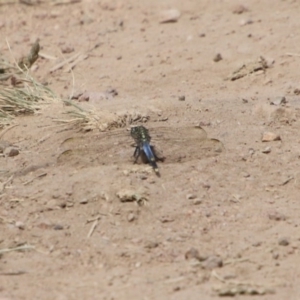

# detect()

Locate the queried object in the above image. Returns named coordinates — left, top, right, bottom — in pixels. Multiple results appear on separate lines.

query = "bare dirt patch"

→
left=1, top=1, right=300, bottom=299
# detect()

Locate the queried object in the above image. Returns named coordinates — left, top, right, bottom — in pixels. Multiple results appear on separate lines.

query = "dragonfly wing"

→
left=57, top=128, right=135, bottom=168
left=150, top=125, right=207, bottom=142
left=149, top=126, right=224, bottom=163
left=56, top=125, right=224, bottom=168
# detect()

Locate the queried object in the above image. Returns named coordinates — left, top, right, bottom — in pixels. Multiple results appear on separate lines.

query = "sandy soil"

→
left=1, top=0, right=300, bottom=299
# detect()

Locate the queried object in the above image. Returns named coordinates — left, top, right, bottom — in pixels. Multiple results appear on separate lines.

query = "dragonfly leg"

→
left=133, top=146, right=141, bottom=163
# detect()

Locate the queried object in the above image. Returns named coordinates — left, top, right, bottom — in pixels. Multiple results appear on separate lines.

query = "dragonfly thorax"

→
left=130, top=126, right=151, bottom=144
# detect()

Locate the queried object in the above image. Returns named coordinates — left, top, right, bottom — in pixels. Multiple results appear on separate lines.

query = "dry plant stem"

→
left=284, top=52, right=300, bottom=57
left=38, top=52, right=58, bottom=60
left=87, top=215, right=101, bottom=223
left=223, top=257, right=250, bottom=266
left=23, top=172, right=47, bottom=186
left=52, top=0, right=82, bottom=5
left=211, top=270, right=226, bottom=283
left=49, top=52, right=82, bottom=73
left=65, top=54, right=89, bottom=72
left=0, top=270, right=28, bottom=276
left=87, top=220, right=98, bottom=238
left=0, top=244, right=35, bottom=254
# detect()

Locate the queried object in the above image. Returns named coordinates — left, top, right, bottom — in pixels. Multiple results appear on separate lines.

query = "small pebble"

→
left=127, top=213, right=136, bottom=222
left=53, top=224, right=64, bottom=230
left=185, top=247, right=200, bottom=260
left=205, top=212, right=211, bottom=217
left=213, top=53, right=222, bottom=62
left=139, top=174, right=148, bottom=180
left=144, top=241, right=159, bottom=249
left=186, top=194, right=197, bottom=200
left=248, top=148, right=255, bottom=156
left=37, top=220, right=53, bottom=230
left=261, top=132, right=281, bottom=142
left=79, top=198, right=88, bottom=204
left=4, top=147, right=19, bottom=157
left=232, top=4, right=248, bottom=14
left=252, top=241, right=262, bottom=247
left=59, top=202, right=67, bottom=208
left=201, top=255, right=223, bottom=269
left=240, top=19, right=253, bottom=26
left=117, top=189, right=137, bottom=202
left=159, top=215, right=174, bottom=223
left=78, top=94, right=90, bottom=102
left=270, top=96, right=286, bottom=106
left=278, top=237, right=290, bottom=246
left=178, top=95, right=185, bottom=101
left=193, top=199, right=202, bottom=205
left=294, top=88, right=300, bottom=95
left=242, top=172, right=250, bottom=178
left=15, top=221, right=25, bottom=230
left=268, top=211, right=286, bottom=221
left=61, top=46, right=74, bottom=54
left=262, top=147, right=271, bottom=154
left=159, top=9, right=181, bottom=23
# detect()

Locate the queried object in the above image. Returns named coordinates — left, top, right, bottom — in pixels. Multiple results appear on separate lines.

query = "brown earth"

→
left=1, top=0, right=300, bottom=299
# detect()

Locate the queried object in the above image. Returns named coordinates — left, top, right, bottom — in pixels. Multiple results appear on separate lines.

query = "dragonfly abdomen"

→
left=131, top=126, right=160, bottom=175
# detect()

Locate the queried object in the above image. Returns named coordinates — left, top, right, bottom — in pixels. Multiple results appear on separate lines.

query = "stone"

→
left=159, top=9, right=181, bottom=23
left=185, top=248, right=200, bottom=260
left=127, top=213, right=136, bottom=222
left=201, top=255, right=223, bottom=269
left=261, top=132, right=281, bottom=142
left=232, top=5, right=249, bottom=14
left=4, top=147, right=19, bottom=157
left=270, top=96, right=286, bottom=106
left=262, top=147, right=271, bottom=153
left=268, top=211, right=286, bottom=221
left=278, top=237, right=290, bottom=246
left=213, top=53, right=222, bottom=62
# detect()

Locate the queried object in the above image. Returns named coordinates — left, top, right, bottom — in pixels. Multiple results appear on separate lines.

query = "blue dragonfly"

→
left=57, top=124, right=224, bottom=173
left=130, top=126, right=160, bottom=175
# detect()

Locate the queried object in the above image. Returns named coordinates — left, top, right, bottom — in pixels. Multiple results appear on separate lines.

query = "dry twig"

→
left=0, top=244, right=35, bottom=254
left=49, top=52, right=82, bottom=73
left=87, top=219, right=99, bottom=238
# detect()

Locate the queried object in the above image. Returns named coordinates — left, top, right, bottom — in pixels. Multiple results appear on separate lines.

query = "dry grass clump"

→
left=0, top=39, right=147, bottom=132
left=0, top=40, right=59, bottom=128
left=59, top=99, right=149, bottom=132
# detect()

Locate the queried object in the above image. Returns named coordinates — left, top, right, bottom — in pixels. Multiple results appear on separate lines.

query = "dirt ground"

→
left=1, top=0, right=300, bottom=299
